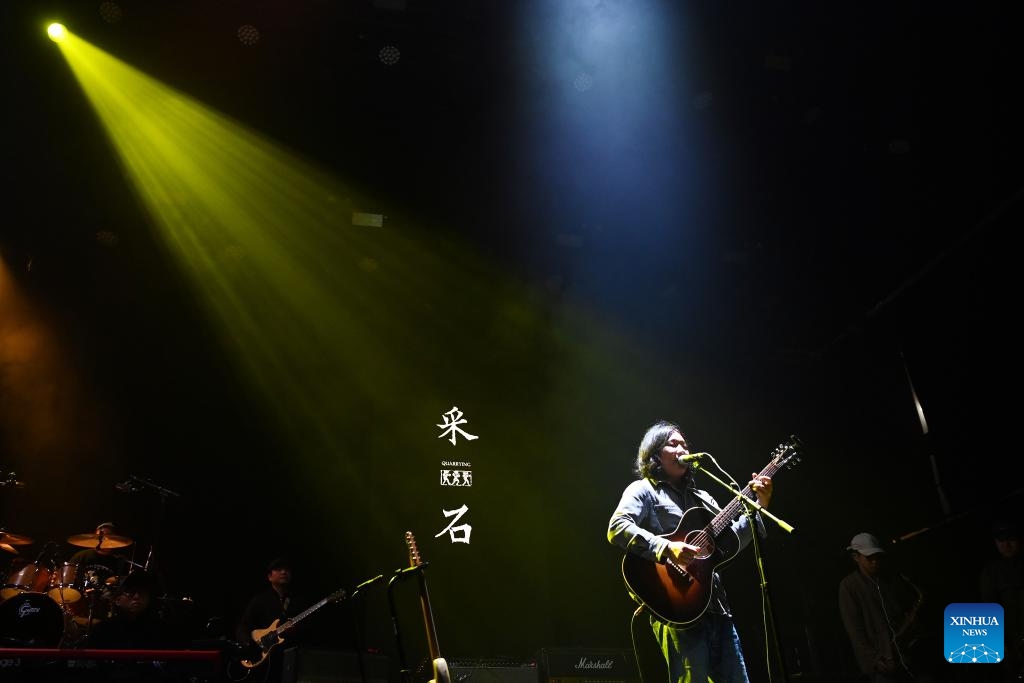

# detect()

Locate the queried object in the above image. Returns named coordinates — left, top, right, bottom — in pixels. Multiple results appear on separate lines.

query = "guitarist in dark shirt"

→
left=607, top=420, right=773, bottom=683
left=236, top=557, right=309, bottom=682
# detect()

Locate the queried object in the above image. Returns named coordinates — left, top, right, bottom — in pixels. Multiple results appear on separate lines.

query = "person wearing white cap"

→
left=838, top=532, right=929, bottom=682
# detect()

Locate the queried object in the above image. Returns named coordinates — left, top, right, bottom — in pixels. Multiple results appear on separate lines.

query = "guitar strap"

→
left=691, top=488, right=720, bottom=512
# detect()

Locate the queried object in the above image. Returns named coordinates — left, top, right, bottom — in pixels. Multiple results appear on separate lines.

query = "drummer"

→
left=68, top=522, right=132, bottom=580
left=87, top=569, right=179, bottom=649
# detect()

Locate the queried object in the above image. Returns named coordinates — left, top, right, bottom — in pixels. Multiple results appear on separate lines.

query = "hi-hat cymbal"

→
left=67, top=532, right=134, bottom=549
left=0, top=531, right=34, bottom=546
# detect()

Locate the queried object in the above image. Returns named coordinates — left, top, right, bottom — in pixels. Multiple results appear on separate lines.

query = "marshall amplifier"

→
left=449, top=657, right=538, bottom=683
left=537, top=648, right=639, bottom=683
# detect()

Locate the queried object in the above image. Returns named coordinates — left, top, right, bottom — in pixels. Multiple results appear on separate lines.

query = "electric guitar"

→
left=621, top=437, right=802, bottom=627
left=240, top=587, right=347, bottom=669
left=405, top=531, right=451, bottom=683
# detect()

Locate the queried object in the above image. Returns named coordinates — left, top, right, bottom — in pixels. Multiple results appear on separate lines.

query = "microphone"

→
left=114, top=478, right=140, bottom=493
left=677, top=452, right=709, bottom=464
left=2, top=473, right=25, bottom=488
left=354, top=574, right=384, bottom=592
left=393, top=563, right=429, bottom=579
left=34, top=541, right=57, bottom=564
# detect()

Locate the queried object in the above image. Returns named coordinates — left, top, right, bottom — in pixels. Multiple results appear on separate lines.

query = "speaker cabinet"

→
left=537, top=648, right=639, bottom=683
left=449, top=660, right=538, bottom=683
left=282, top=648, right=392, bottom=683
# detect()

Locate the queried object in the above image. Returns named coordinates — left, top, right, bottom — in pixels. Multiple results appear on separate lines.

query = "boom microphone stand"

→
left=349, top=574, right=385, bottom=683
left=114, top=475, right=181, bottom=573
left=688, top=457, right=795, bottom=683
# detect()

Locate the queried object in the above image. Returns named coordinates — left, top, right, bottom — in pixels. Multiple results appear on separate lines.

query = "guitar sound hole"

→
left=684, top=531, right=714, bottom=560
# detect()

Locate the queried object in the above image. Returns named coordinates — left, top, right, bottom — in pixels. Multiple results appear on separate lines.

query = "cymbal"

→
left=0, top=531, right=34, bottom=546
left=67, top=532, right=134, bottom=549
left=0, top=543, right=16, bottom=555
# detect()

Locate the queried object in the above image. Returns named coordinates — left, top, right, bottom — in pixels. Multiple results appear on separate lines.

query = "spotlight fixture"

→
left=888, top=139, right=911, bottom=155
left=98, top=2, right=123, bottom=24
left=378, top=45, right=401, bottom=66
left=237, top=24, right=261, bottom=46
left=352, top=212, right=384, bottom=228
left=47, top=23, right=68, bottom=43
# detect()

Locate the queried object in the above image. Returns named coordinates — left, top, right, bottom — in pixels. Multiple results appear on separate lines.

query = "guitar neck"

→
left=707, top=459, right=783, bottom=537
left=405, top=531, right=444, bottom=664
left=417, top=573, right=442, bottom=661
left=279, top=590, right=344, bottom=634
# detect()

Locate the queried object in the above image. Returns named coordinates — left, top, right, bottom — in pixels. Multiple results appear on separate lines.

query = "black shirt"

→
left=68, top=548, right=131, bottom=579
left=236, top=589, right=308, bottom=645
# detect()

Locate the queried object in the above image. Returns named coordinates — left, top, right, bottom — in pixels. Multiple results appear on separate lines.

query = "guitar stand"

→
left=386, top=564, right=429, bottom=683
left=387, top=565, right=423, bottom=683
left=688, top=461, right=795, bottom=682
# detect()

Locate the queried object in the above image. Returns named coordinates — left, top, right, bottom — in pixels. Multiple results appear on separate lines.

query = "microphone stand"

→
left=688, top=460, right=794, bottom=682
left=350, top=574, right=384, bottom=683
left=119, top=475, right=183, bottom=622
left=120, top=475, right=180, bottom=573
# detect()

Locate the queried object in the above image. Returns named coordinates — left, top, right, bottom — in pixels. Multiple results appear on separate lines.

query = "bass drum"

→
left=0, top=592, right=65, bottom=647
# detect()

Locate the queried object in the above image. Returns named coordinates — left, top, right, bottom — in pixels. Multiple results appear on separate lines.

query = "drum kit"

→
left=0, top=527, right=138, bottom=647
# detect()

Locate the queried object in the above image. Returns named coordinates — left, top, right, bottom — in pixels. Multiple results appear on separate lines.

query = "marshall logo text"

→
left=575, top=658, right=615, bottom=671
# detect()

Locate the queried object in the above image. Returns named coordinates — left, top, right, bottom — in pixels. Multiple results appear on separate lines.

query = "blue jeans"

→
left=651, top=613, right=750, bottom=683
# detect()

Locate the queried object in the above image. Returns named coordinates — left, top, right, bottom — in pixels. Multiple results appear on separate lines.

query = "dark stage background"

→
left=1, top=1, right=1021, bottom=681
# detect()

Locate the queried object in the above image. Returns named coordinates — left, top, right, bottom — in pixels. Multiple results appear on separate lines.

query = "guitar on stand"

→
left=405, top=531, right=451, bottom=683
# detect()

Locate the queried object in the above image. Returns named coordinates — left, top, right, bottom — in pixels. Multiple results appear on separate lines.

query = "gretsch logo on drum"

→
left=17, top=602, right=42, bottom=618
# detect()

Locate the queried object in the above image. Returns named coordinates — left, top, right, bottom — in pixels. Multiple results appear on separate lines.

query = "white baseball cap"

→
left=847, top=532, right=886, bottom=556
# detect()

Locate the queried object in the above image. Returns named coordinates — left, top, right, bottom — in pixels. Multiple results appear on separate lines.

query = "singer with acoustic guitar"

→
left=607, top=421, right=774, bottom=683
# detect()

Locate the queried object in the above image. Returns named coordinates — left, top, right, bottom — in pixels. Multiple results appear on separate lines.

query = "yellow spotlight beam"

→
left=50, top=31, right=559, bottom=483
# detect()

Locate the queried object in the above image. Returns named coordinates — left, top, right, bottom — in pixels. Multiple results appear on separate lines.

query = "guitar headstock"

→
left=329, top=588, right=348, bottom=603
left=770, top=436, right=803, bottom=471
left=406, top=530, right=423, bottom=568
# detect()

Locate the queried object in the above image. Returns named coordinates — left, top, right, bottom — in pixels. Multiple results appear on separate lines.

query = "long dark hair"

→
left=635, top=420, right=684, bottom=480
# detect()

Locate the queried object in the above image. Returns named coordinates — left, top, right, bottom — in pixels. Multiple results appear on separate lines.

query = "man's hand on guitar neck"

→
left=750, top=474, right=772, bottom=507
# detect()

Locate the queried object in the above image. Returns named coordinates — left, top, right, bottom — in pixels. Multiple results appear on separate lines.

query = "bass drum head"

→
left=0, top=592, right=64, bottom=647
